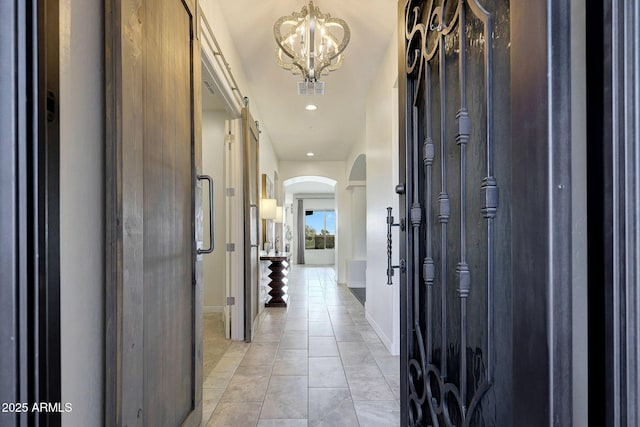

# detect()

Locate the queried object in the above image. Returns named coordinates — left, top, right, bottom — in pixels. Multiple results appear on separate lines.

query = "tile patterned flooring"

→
left=200, top=266, right=400, bottom=427
left=203, top=312, right=232, bottom=379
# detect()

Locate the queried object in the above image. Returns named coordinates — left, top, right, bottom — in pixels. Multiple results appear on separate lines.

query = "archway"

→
left=283, top=176, right=337, bottom=267
left=347, top=154, right=367, bottom=302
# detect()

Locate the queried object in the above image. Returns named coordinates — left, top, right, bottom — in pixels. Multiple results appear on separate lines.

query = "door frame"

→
left=510, top=0, right=574, bottom=423
left=227, top=118, right=246, bottom=340
left=199, top=8, right=249, bottom=341
left=586, top=0, right=640, bottom=423
left=0, top=0, right=61, bottom=425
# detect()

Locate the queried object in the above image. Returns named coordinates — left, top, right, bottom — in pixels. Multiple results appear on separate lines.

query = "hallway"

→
left=201, top=266, right=400, bottom=426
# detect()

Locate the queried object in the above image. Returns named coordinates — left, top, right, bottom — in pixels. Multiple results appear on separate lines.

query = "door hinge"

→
left=226, top=133, right=235, bottom=146
left=226, top=296, right=236, bottom=306
left=226, top=188, right=235, bottom=197
left=226, top=243, right=235, bottom=252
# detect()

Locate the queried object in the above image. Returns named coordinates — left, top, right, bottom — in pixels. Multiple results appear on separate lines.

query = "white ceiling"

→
left=202, top=70, right=229, bottom=111
left=213, top=0, right=397, bottom=162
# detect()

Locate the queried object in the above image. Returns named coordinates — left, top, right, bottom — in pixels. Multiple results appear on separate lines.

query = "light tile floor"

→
left=201, top=266, right=400, bottom=427
left=203, top=313, right=232, bottom=379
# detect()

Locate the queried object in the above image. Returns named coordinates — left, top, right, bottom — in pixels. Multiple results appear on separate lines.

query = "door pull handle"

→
left=386, top=207, right=404, bottom=285
left=198, top=175, right=214, bottom=255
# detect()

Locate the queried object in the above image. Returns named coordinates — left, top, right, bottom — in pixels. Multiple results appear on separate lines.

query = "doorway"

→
left=283, top=176, right=338, bottom=270
left=347, top=154, right=367, bottom=306
left=200, top=62, right=233, bottom=375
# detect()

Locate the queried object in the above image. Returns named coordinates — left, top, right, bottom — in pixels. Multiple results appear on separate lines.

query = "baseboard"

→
left=347, top=281, right=365, bottom=288
left=365, top=310, right=397, bottom=355
left=203, top=305, right=224, bottom=314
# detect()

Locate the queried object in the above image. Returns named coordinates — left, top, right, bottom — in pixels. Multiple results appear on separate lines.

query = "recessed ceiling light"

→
left=307, top=152, right=315, bottom=157
left=305, top=104, right=318, bottom=111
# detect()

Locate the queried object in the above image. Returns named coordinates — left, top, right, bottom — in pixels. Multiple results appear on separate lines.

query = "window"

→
left=305, top=210, right=336, bottom=249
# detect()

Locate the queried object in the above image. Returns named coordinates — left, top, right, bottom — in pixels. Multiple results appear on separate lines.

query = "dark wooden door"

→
left=397, top=1, right=512, bottom=425
left=105, top=1, right=202, bottom=426
left=242, top=107, right=260, bottom=341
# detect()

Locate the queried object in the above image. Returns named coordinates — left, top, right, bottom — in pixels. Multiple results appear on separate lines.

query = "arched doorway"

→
left=283, top=176, right=338, bottom=268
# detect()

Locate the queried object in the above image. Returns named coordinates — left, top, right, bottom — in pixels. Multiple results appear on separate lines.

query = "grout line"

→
left=209, top=266, right=397, bottom=426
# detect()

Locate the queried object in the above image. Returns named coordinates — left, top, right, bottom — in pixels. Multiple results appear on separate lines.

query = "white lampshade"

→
left=261, top=198, right=277, bottom=219
left=275, top=206, right=283, bottom=223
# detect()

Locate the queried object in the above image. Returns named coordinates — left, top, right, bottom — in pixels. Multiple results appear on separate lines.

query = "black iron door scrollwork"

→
left=398, top=0, right=511, bottom=425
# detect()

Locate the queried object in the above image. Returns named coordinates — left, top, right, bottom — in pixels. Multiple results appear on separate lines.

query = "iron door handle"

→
left=386, top=207, right=403, bottom=285
left=198, top=175, right=214, bottom=255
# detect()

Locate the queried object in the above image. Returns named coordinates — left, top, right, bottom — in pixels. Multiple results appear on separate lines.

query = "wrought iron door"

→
left=397, top=1, right=511, bottom=425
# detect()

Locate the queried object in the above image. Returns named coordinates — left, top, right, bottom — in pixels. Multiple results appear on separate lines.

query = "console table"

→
left=259, top=253, right=291, bottom=307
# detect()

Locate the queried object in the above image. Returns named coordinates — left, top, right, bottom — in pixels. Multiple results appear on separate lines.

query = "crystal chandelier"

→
left=273, top=1, right=350, bottom=86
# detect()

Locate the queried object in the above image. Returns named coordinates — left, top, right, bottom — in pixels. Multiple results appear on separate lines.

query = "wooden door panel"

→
left=106, top=0, right=201, bottom=425
left=242, top=108, right=260, bottom=341
left=143, top=0, right=193, bottom=424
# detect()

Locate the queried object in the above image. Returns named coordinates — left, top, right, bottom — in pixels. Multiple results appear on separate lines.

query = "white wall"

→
left=202, top=110, right=229, bottom=311
left=350, top=185, right=367, bottom=259
left=346, top=136, right=366, bottom=181
left=260, top=130, right=279, bottom=182
left=200, top=0, right=276, bottom=154
left=259, top=125, right=280, bottom=253
left=363, top=36, right=399, bottom=354
left=200, top=0, right=280, bottom=199
left=59, top=0, right=104, bottom=424
left=305, top=249, right=336, bottom=265
left=346, top=183, right=367, bottom=289
left=279, top=161, right=351, bottom=284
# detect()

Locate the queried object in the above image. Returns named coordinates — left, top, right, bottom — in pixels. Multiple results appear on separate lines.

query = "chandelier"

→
left=273, top=1, right=350, bottom=86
